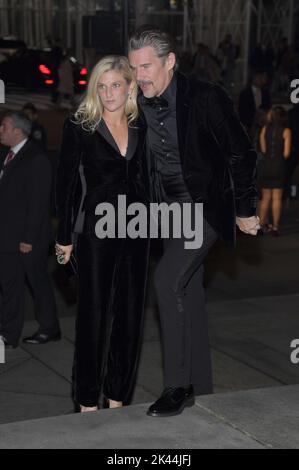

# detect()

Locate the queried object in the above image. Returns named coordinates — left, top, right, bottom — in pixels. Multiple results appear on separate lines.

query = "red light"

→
left=45, top=79, right=54, bottom=85
left=39, top=64, right=51, bottom=75
left=79, top=80, right=87, bottom=85
left=80, top=67, right=88, bottom=75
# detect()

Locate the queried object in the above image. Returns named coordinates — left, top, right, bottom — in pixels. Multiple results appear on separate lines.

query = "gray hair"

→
left=129, top=26, right=176, bottom=63
left=6, top=111, right=32, bottom=136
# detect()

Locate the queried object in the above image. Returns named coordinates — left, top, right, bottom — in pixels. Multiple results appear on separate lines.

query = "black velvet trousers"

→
left=73, top=230, right=149, bottom=407
left=154, top=215, right=218, bottom=395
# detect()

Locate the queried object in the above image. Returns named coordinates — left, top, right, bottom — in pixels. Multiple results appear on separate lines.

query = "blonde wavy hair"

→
left=74, top=55, right=138, bottom=132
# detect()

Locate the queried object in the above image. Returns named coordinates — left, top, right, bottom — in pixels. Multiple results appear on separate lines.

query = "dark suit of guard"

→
left=56, top=118, right=149, bottom=407
left=139, top=72, right=258, bottom=398
left=238, top=85, right=272, bottom=132
left=0, top=140, right=59, bottom=347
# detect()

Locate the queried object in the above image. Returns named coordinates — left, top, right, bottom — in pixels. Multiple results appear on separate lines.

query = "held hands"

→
left=55, top=243, right=73, bottom=265
left=236, top=216, right=261, bottom=236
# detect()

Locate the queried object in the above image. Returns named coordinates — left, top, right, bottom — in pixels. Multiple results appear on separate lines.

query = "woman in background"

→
left=258, top=106, right=291, bottom=235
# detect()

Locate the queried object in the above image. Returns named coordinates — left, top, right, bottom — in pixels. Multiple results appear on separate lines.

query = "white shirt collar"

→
left=11, top=138, right=28, bottom=155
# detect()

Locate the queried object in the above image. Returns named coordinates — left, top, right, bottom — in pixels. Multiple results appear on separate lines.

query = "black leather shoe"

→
left=22, top=331, right=61, bottom=345
left=147, top=385, right=195, bottom=417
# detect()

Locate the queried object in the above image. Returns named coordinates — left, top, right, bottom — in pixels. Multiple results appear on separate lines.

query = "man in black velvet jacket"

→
left=129, top=27, right=260, bottom=417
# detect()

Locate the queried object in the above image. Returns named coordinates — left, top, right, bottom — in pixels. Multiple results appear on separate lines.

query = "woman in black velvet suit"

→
left=55, top=56, right=149, bottom=412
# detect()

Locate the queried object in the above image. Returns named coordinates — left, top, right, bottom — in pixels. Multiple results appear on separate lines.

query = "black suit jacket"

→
left=55, top=117, right=147, bottom=246
left=238, top=85, right=272, bottom=129
left=140, top=73, right=258, bottom=245
left=0, top=140, right=53, bottom=252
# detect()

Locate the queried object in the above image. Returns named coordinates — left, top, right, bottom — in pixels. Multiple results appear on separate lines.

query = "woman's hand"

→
left=55, top=243, right=73, bottom=264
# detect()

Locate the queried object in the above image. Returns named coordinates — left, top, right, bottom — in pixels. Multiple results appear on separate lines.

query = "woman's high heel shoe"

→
left=108, top=399, right=123, bottom=408
left=79, top=404, right=98, bottom=412
left=102, top=396, right=123, bottom=409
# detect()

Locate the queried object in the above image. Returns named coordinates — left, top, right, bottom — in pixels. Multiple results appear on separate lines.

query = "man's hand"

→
left=55, top=243, right=73, bottom=264
left=236, top=216, right=261, bottom=236
left=20, top=243, right=33, bottom=253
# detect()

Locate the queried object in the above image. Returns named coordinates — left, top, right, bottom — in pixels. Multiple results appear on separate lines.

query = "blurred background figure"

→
left=274, top=38, right=299, bottom=94
left=56, top=50, right=75, bottom=108
left=22, top=103, right=47, bottom=152
left=217, top=33, right=240, bottom=91
left=48, top=37, right=63, bottom=104
left=258, top=106, right=292, bottom=235
left=249, top=43, right=275, bottom=85
left=238, top=70, right=272, bottom=140
left=192, top=43, right=221, bottom=82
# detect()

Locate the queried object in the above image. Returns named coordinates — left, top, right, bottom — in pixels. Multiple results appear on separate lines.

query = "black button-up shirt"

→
left=139, top=74, right=192, bottom=203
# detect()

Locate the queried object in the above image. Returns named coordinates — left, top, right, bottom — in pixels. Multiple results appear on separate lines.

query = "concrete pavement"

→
left=0, top=383, right=299, bottom=448
left=0, top=200, right=298, bottom=448
left=1, top=289, right=299, bottom=448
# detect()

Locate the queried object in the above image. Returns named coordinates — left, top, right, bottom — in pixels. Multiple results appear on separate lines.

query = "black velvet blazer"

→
left=55, top=117, right=147, bottom=246
left=139, top=72, right=259, bottom=245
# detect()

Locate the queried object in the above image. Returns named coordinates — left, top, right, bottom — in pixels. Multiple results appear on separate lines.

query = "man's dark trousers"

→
left=154, top=214, right=218, bottom=395
left=0, top=241, right=58, bottom=346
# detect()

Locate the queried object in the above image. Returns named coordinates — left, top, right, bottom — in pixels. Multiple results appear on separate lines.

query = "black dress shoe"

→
left=147, top=385, right=195, bottom=417
left=22, top=331, right=61, bottom=345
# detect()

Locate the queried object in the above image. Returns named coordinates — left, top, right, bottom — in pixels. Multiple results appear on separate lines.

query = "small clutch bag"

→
left=56, top=251, right=78, bottom=277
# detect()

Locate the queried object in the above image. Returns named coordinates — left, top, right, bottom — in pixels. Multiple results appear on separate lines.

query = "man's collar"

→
left=160, top=73, right=177, bottom=104
left=11, top=138, right=28, bottom=155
